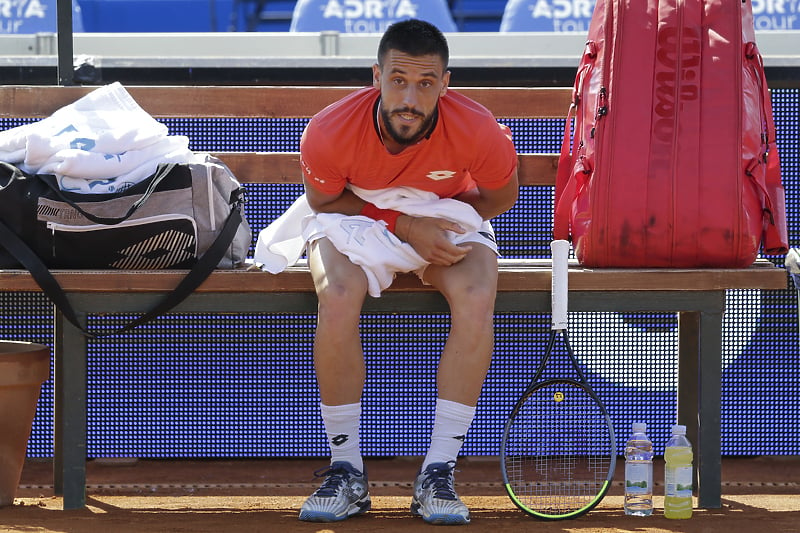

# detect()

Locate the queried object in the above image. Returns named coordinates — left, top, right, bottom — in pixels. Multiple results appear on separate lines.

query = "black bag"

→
left=0, top=156, right=251, bottom=337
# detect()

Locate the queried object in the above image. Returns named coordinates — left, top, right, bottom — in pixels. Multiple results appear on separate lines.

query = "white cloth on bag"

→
left=0, top=82, right=194, bottom=193
left=54, top=139, right=204, bottom=193
left=253, top=186, right=493, bottom=297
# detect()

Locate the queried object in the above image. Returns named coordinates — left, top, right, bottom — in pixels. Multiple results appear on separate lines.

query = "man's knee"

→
left=310, top=239, right=368, bottom=313
left=317, top=277, right=367, bottom=309
left=453, top=283, right=497, bottom=320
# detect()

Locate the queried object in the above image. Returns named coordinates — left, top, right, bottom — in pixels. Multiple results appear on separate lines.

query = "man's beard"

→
left=379, top=105, right=436, bottom=147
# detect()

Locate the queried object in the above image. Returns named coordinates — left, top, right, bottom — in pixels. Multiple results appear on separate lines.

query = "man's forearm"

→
left=305, top=187, right=365, bottom=215
left=453, top=188, right=518, bottom=221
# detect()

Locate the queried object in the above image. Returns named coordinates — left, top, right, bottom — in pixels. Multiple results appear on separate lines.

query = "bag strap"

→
left=747, top=42, right=788, bottom=255
left=0, top=205, right=243, bottom=339
left=36, top=163, right=178, bottom=225
left=553, top=102, right=577, bottom=241
left=553, top=54, right=592, bottom=241
left=0, top=217, right=86, bottom=331
left=0, top=161, right=26, bottom=191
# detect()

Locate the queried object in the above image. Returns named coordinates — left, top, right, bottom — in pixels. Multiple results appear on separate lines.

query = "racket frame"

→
left=500, top=240, right=617, bottom=520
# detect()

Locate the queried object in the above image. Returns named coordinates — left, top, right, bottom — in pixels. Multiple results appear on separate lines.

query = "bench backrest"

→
left=0, top=85, right=572, bottom=189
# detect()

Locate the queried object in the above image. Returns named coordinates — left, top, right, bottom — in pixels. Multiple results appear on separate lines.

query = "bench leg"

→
left=678, top=299, right=723, bottom=509
left=53, top=310, right=87, bottom=510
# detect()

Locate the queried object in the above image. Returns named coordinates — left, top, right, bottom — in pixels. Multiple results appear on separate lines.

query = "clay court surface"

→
left=1, top=456, right=798, bottom=532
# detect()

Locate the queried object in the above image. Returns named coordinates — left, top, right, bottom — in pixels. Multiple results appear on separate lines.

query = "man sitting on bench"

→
left=294, top=19, right=519, bottom=525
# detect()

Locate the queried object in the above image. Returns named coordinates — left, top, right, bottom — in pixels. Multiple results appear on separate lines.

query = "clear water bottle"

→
left=624, top=422, right=654, bottom=516
left=664, top=424, right=693, bottom=519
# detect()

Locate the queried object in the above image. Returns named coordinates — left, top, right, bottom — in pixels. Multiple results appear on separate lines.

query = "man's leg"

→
left=426, top=244, right=498, bottom=406
left=299, top=238, right=371, bottom=523
left=308, top=238, right=368, bottom=406
left=410, top=244, right=498, bottom=525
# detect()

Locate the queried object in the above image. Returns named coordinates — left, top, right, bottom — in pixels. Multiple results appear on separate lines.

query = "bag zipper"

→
left=46, top=213, right=196, bottom=233
left=46, top=214, right=197, bottom=258
left=205, top=164, right=217, bottom=231
left=591, top=0, right=618, bottom=261
left=744, top=41, right=775, bottom=229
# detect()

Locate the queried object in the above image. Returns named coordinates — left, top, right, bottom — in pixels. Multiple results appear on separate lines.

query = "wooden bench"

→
left=0, top=85, right=787, bottom=510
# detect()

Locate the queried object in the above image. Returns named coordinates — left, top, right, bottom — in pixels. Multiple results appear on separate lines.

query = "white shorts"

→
left=415, top=219, right=499, bottom=282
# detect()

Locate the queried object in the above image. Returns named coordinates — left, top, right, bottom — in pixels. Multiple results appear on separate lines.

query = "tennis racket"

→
left=500, top=239, right=616, bottom=520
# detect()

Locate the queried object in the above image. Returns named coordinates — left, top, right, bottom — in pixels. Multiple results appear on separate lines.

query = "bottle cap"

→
left=632, top=422, right=646, bottom=433
left=672, top=424, right=687, bottom=435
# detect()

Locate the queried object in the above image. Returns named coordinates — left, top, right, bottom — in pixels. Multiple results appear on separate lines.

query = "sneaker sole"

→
left=411, top=500, right=470, bottom=525
left=424, top=514, right=470, bottom=525
left=299, top=498, right=371, bottom=522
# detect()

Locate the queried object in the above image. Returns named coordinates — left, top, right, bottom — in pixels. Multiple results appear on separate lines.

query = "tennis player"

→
left=298, top=18, right=519, bottom=525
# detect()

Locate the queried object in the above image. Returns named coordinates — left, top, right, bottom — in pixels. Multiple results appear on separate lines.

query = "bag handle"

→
left=553, top=55, right=592, bottom=241
left=746, top=42, right=788, bottom=255
left=36, top=163, right=178, bottom=225
left=0, top=205, right=243, bottom=339
left=553, top=102, right=577, bottom=241
left=0, top=161, right=27, bottom=191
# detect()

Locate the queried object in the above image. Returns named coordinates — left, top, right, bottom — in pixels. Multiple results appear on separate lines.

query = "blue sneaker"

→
left=411, top=461, right=470, bottom=525
left=298, top=461, right=371, bottom=522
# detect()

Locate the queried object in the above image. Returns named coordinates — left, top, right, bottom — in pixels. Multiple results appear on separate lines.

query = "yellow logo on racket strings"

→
left=553, top=391, right=565, bottom=402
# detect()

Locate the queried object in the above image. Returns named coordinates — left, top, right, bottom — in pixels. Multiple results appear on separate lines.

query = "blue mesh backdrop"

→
left=2, top=88, right=798, bottom=458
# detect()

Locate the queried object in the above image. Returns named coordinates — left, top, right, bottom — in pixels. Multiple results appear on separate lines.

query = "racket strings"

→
left=504, top=381, right=614, bottom=516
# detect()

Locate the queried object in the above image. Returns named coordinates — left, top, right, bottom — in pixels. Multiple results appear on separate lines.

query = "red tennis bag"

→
left=554, top=0, right=788, bottom=267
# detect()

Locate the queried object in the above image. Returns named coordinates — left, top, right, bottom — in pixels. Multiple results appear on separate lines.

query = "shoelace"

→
left=312, top=465, right=354, bottom=497
left=421, top=463, right=457, bottom=501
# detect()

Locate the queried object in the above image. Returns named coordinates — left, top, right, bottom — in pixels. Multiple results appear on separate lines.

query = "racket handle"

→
left=551, top=239, right=570, bottom=330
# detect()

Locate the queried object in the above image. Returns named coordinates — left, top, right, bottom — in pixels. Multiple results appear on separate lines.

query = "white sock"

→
left=422, top=398, right=477, bottom=471
left=320, top=402, right=363, bottom=472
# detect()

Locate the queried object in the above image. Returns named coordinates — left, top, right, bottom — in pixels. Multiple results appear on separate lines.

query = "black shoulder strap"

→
left=36, top=163, right=177, bottom=225
left=0, top=206, right=242, bottom=339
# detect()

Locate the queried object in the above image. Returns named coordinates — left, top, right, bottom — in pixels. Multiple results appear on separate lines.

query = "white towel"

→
left=253, top=187, right=491, bottom=297
left=350, top=186, right=483, bottom=228
left=253, top=195, right=317, bottom=273
left=53, top=138, right=199, bottom=193
left=0, top=82, right=193, bottom=193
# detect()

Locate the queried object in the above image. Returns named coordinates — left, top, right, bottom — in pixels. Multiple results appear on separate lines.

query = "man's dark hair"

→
left=377, top=19, right=449, bottom=68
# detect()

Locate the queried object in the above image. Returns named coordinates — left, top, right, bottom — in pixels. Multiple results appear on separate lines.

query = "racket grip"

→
left=551, top=239, right=570, bottom=329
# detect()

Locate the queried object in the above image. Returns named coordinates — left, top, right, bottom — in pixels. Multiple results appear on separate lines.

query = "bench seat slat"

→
left=0, top=259, right=784, bottom=293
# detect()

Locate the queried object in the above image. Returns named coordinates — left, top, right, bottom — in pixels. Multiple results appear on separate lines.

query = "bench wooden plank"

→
left=0, top=86, right=573, bottom=119
left=212, top=152, right=561, bottom=187
left=0, top=259, right=785, bottom=293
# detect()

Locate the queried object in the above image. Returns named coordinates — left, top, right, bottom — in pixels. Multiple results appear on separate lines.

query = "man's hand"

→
left=397, top=215, right=472, bottom=266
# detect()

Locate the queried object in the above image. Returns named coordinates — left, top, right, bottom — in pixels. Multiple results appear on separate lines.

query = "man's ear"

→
left=372, top=64, right=381, bottom=89
left=440, top=70, right=451, bottom=97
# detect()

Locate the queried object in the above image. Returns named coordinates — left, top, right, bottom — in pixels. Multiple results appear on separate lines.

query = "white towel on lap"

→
left=254, top=187, right=492, bottom=297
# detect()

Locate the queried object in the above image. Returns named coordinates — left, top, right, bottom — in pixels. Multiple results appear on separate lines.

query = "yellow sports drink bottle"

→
left=664, top=424, right=693, bottom=519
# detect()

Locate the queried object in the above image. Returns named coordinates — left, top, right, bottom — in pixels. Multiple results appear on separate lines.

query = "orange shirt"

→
left=300, top=87, right=517, bottom=198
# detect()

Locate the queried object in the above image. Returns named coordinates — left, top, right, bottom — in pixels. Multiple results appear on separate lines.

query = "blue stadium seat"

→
left=229, top=0, right=296, bottom=32
left=499, top=0, right=595, bottom=32
left=289, top=0, right=458, bottom=33
left=448, top=0, right=505, bottom=32
left=78, top=0, right=240, bottom=32
left=0, top=0, right=84, bottom=33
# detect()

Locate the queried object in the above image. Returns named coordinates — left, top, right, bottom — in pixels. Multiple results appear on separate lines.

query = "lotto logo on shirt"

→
left=427, top=170, right=456, bottom=181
